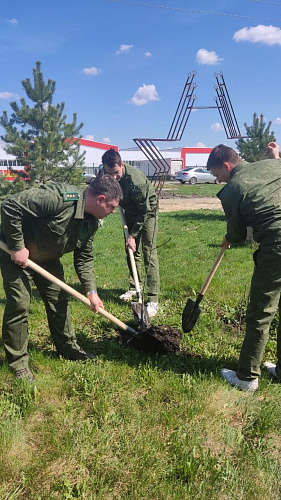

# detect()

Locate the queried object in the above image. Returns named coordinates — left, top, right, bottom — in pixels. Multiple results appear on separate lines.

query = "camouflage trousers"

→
left=237, top=244, right=281, bottom=380
left=0, top=252, right=80, bottom=371
left=125, top=211, right=160, bottom=302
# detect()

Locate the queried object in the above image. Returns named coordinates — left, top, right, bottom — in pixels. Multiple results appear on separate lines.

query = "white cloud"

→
left=184, top=142, right=207, bottom=148
left=6, top=18, right=18, bottom=25
left=144, top=51, right=152, bottom=57
left=196, top=48, right=223, bottom=65
left=0, top=92, right=19, bottom=99
left=233, top=25, right=281, bottom=46
left=128, top=84, right=160, bottom=106
left=274, top=117, right=281, bottom=125
left=211, top=122, right=224, bottom=132
left=82, top=67, right=101, bottom=75
left=102, top=137, right=111, bottom=143
left=116, top=44, right=134, bottom=55
left=84, top=135, right=95, bottom=141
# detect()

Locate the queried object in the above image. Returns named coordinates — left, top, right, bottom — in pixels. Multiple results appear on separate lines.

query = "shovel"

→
left=0, top=240, right=142, bottom=340
left=119, top=206, right=150, bottom=330
left=182, top=246, right=226, bottom=333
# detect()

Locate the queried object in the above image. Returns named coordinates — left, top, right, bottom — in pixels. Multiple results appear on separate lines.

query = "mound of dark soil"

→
left=119, top=324, right=185, bottom=354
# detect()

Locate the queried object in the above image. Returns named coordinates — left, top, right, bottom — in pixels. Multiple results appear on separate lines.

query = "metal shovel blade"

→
left=131, top=301, right=151, bottom=330
left=182, top=298, right=202, bottom=333
left=182, top=246, right=226, bottom=333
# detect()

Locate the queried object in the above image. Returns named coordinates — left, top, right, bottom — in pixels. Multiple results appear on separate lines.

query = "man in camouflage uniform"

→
left=0, top=175, right=122, bottom=381
left=206, top=143, right=281, bottom=392
left=101, top=149, right=159, bottom=318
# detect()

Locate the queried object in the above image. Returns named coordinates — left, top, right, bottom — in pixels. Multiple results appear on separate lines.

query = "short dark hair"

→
left=87, top=174, right=123, bottom=201
left=206, top=144, right=240, bottom=170
left=101, top=148, right=122, bottom=168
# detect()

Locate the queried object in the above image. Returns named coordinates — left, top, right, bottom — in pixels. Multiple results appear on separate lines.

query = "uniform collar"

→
left=230, top=161, right=246, bottom=179
left=74, top=188, right=87, bottom=219
left=216, top=162, right=246, bottom=200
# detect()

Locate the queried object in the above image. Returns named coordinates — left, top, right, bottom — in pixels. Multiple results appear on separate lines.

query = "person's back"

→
left=0, top=181, right=91, bottom=264
left=218, top=158, right=281, bottom=244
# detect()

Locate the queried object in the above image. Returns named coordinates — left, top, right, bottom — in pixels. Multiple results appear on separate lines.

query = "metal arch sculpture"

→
left=134, top=71, right=243, bottom=196
left=166, top=71, right=197, bottom=141
left=214, top=72, right=243, bottom=139
left=134, top=71, right=197, bottom=194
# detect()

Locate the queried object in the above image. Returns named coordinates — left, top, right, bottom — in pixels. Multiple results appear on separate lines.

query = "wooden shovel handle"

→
left=119, top=206, right=142, bottom=299
left=200, top=246, right=226, bottom=296
left=0, top=240, right=132, bottom=332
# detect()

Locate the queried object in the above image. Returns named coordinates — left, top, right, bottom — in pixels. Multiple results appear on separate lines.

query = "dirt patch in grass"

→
left=159, top=194, right=222, bottom=213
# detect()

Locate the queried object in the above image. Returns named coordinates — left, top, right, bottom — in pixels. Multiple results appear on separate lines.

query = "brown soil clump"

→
left=119, top=325, right=182, bottom=354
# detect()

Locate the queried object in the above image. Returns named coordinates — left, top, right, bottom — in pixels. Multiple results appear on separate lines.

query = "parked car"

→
left=82, top=172, right=96, bottom=184
left=175, top=167, right=219, bottom=185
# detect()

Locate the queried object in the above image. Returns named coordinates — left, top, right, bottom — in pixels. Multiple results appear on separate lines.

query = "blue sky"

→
left=1, top=0, right=281, bottom=150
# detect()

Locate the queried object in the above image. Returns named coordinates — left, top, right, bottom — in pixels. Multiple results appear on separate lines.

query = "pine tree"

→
left=236, top=113, right=276, bottom=162
left=0, top=61, right=85, bottom=186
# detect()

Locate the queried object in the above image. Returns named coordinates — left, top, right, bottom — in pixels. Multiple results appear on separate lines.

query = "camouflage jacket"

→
left=118, top=164, right=158, bottom=238
left=0, top=182, right=99, bottom=292
left=217, top=159, right=281, bottom=245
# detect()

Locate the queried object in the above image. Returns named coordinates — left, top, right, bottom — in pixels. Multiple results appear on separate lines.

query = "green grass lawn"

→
left=0, top=206, right=281, bottom=499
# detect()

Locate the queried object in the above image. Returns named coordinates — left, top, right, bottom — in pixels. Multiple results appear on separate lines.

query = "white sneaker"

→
left=263, top=362, right=280, bottom=380
left=221, top=368, right=258, bottom=392
left=146, top=302, right=158, bottom=318
left=119, top=290, right=137, bottom=301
